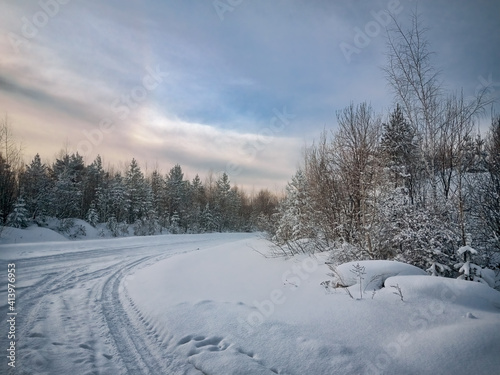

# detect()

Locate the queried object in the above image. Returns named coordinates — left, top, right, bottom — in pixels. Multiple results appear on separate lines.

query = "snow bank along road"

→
left=0, top=233, right=254, bottom=375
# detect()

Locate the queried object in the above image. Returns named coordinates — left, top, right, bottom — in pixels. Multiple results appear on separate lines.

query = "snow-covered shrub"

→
left=106, top=216, right=119, bottom=237
left=107, top=217, right=129, bottom=237
left=69, top=225, right=86, bottom=239
left=119, top=222, right=129, bottom=236
left=86, top=203, right=99, bottom=227
left=328, top=242, right=367, bottom=265
left=134, top=212, right=160, bottom=236
left=134, top=219, right=147, bottom=236
left=57, top=218, right=75, bottom=234
left=375, top=188, right=457, bottom=273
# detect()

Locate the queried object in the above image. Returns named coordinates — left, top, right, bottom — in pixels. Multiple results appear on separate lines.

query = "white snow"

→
left=0, top=224, right=67, bottom=244
left=1, top=232, right=499, bottom=374
left=127, top=238, right=500, bottom=375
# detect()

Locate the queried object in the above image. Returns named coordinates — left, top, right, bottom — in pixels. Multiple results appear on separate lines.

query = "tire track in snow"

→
left=100, top=254, right=207, bottom=375
left=100, top=255, right=174, bottom=375
left=0, top=235, right=249, bottom=374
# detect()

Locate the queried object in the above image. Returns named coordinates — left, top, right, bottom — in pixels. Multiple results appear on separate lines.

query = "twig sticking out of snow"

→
left=350, top=263, right=366, bottom=299
left=284, top=279, right=298, bottom=288
left=391, top=284, right=404, bottom=302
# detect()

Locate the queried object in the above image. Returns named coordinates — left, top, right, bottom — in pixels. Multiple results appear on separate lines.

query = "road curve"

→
left=0, top=233, right=253, bottom=375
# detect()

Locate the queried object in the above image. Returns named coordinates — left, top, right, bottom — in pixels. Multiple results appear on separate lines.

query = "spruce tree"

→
left=380, top=104, right=419, bottom=203
left=125, top=159, right=151, bottom=223
left=0, top=154, right=17, bottom=223
left=166, top=164, right=188, bottom=229
left=20, top=154, right=52, bottom=220
left=7, top=197, right=29, bottom=228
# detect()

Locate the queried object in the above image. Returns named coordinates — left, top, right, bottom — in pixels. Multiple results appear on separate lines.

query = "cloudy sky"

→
left=1, top=0, right=499, bottom=191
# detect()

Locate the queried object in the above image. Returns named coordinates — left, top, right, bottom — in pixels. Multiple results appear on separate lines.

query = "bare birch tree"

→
left=384, top=11, right=442, bottom=207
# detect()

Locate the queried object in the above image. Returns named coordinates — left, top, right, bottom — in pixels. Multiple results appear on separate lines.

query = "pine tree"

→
left=20, top=154, right=53, bottom=219
left=212, top=173, right=240, bottom=231
left=166, top=164, right=189, bottom=229
left=185, top=175, right=205, bottom=232
left=0, top=154, right=16, bottom=223
left=7, top=197, right=29, bottom=228
left=201, top=203, right=215, bottom=232
left=110, top=173, right=127, bottom=223
left=150, top=169, right=168, bottom=227
left=50, top=153, right=85, bottom=218
left=125, top=159, right=151, bottom=224
left=82, top=155, right=104, bottom=218
left=455, top=244, right=492, bottom=286
left=273, top=170, right=316, bottom=252
left=380, top=105, right=419, bottom=203
left=169, top=210, right=181, bottom=234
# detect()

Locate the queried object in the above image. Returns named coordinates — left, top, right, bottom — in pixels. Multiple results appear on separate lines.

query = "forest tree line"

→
left=0, top=130, right=279, bottom=236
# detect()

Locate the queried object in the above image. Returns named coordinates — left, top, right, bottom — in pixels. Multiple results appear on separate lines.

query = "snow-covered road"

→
left=0, top=233, right=254, bottom=375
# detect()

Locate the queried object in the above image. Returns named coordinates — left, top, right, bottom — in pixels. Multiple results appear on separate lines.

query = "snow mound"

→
left=0, top=224, right=67, bottom=244
left=330, top=260, right=427, bottom=290
left=384, top=274, right=500, bottom=312
left=1, top=218, right=105, bottom=245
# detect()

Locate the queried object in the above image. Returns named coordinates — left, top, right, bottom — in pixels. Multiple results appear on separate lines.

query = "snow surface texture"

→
left=1, top=233, right=500, bottom=374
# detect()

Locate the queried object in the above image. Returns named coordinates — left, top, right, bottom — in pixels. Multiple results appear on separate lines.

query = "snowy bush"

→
left=86, top=203, right=99, bottom=227
left=375, top=188, right=458, bottom=273
left=106, top=216, right=119, bottom=237
left=57, top=218, right=75, bottom=234
left=134, top=212, right=160, bottom=236
left=69, top=225, right=86, bottom=239
left=328, top=242, right=368, bottom=265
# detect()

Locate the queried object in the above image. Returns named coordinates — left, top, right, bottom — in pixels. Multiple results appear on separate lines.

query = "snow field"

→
left=127, top=237, right=500, bottom=375
left=0, top=233, right=256, bottom=375
left=1, top=232, right=499, bottom=374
